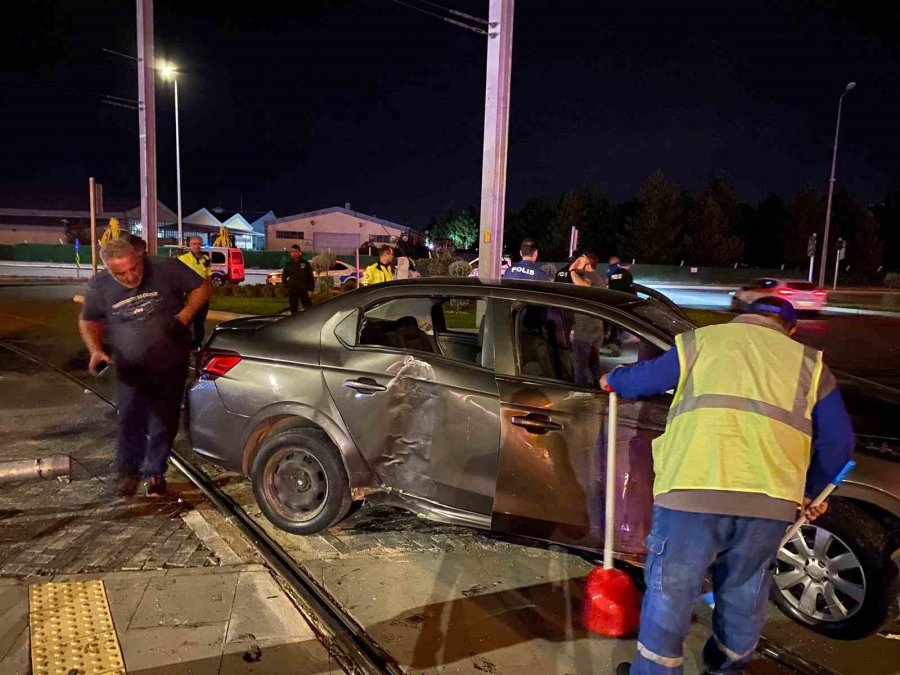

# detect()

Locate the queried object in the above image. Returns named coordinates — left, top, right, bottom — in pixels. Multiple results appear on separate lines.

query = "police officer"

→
left=362, top=245, right=395, bottom=286
left=282, top=244, right=315, bottom=313
left=504, top=239, right=550, bottom=281
left=606, top=256, right=635, bottom=355
left=178, top=236, right=212, bottom=348
left=602, top=297, right=854, bottom=675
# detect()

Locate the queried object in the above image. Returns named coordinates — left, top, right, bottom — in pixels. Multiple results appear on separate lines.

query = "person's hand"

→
left=175, top=310, right=191, bottom=326
left=89, top=350, right=111, bottom=375
left=599, top=374, right=612, bottom=392
left=803, top=498, right=828, bottom=522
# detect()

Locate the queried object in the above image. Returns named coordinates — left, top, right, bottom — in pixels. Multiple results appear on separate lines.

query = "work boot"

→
left=615, top=663, right=632, bottom=675
left=116, top=474, right=140, bottom=497
left=146, top=475, right=167, bottom=498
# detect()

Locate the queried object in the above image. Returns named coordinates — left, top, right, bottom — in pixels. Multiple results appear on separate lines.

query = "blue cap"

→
left=749, top=297, right=797, bottom=328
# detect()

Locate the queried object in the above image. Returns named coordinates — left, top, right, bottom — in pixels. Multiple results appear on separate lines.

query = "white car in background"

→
left=730, top=277, right=828, bottom=313
left=266, top=260, right=359, bottom=287
left=469, top=256, right=512, bottom=277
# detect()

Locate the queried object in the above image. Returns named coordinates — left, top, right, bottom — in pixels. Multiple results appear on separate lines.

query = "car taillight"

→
left=201, top=353, right=242, bottom=380
left=813, top=289, right=827, bottom=297
left=776, top=288, right=796, bottom=296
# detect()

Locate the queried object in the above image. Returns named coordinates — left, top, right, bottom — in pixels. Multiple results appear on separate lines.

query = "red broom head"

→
left=583, top=567, right=641, bottom=637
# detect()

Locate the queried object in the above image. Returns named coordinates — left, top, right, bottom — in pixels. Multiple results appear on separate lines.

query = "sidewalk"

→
left=0, top=348, right=340, bottom=674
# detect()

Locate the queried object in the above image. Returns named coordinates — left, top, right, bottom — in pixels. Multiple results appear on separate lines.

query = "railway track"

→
left=0, top=338, right=839, bottom=675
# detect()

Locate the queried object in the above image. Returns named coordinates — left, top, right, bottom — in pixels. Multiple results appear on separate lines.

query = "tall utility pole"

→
left=477, top=0, right=515, bottom=282
left=137, top=0, right=158, bottom=255
left=817, top=81, right=856, bottom=288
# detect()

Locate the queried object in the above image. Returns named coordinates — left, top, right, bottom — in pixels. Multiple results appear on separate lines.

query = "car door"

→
left=489, top=296, right=669, bottom=557
left=320, top=289, right=501, bottom=516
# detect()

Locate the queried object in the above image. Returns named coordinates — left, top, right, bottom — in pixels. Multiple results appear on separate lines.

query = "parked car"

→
left=469, top=256, right=512, bottom=277
left=187, top=277, right=899, bottom=639
left=731, top=277, right=828, bottom=313
left=266, top=259, right=360, bottom=287
left=165, top=245, right=245, bottom=287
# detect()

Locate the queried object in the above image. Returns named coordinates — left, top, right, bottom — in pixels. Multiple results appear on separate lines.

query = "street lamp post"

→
left=818, top=81, right=856, bottom=288
left=161, top=63, right=183, bottom=246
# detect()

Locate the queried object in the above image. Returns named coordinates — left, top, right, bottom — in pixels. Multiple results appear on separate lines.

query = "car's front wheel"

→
left=771, top=499, right=899, bottom=639
left=251, top=428, right=352, bottom=535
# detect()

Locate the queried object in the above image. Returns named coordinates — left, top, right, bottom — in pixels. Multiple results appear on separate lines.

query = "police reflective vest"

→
left=652, top=321, right=824, bottom=504
left=178, top=251, right=212, bottom=279
left=362, top=262, right=393, bottom=286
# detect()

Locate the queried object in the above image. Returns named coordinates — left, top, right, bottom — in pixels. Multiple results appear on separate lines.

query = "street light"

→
left=159, top=61, right=183, bottom=246
left=818, top=81, right=856, bottom=288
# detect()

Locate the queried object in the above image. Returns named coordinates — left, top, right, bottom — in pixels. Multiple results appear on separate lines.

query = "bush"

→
left=417, top=252, right=466, bottom=277
left=885, top=272, right=900, bottom=289
left=449, top=260, right=470, bottom=277
left=273, top=284, right=287, bottom=298
left=258, top=284, right=275, bottom=298
left=311, top=252, right=337, bottom=274
left=414, top=258, right=432, bottom=277
left=315, top=275, right=335, bottom=294
left=212, top=284, right=233, bottom=297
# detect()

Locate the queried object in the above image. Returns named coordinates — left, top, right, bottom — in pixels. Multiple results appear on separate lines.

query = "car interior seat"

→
left=395, top=316, right=437, bottom=353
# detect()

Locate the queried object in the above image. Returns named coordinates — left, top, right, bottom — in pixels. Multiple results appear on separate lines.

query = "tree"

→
left=785, top=187, right=825, bottom=268
left=427, top=207, right=479, bottom=250
left=627, top=171, right=686, bottom=264
left=743, top=195, right=791, bottom=268
left=505, top=196, right=556, bottom=255
left=686, top=194, right=744, bottom=266
left=871, top=190, right=900, bottom=271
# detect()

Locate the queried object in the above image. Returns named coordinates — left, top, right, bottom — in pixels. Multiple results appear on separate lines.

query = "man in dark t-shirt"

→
left=79, top=238, right=211, bottom=497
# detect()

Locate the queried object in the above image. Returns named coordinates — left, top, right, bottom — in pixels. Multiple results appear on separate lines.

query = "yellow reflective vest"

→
left=178, top=251, right=212, bottom=279
left=652, top=321, right=824, bottom=505
left=362, top=262, right=393, bottom=286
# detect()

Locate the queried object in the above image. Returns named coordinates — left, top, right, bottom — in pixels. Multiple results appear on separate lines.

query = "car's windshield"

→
left=632, top=302, right=695, bottom=337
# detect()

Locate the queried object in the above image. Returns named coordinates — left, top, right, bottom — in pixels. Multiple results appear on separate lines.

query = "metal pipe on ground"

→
left=0, top=456, right=71, bottom=484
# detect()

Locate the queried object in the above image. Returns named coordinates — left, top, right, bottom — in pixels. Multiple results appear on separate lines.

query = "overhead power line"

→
left=393, top=0, right=488, bottom=35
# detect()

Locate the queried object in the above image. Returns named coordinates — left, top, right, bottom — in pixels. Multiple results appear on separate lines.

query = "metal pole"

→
left=818, top=84, right=854, bottom=287
left=174, top=76, right=183, bottom=247
left=0, top=456, right=70, bottom=484
left=89, top=177, right=98, bottom=275
left=833, top=246, right=841, bottom=291
left=604, top=392, right=618, bottom=570
left=477, top=0, right=515, bottom=283
left=808, top=255, right=815, bottom=283
left=137, top=0, right=158, bottom=255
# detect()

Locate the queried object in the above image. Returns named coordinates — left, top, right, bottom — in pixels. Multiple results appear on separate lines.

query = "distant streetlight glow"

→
left=159, top=62, right=178, bottom=81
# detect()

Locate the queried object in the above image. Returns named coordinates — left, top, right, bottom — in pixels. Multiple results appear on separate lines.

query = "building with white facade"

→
left=266, top=205, right=424, bottom=254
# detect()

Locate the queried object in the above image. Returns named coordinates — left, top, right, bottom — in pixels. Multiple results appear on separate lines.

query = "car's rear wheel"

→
left=211, top=274, right=226, bottom=287
left=771, top=499, right=899, bottom=639
left=251, top=428, right=352, bottom=535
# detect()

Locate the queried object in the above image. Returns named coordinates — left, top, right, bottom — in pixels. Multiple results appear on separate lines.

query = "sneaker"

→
left=117, top=474, right=140, bottom=497
left=146, top=475, right=167, bottom=498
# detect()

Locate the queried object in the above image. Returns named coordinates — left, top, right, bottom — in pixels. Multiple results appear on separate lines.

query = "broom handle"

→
left=604, top=392, right=618, bottom=570
left=779, top=460, right=856, bottom=548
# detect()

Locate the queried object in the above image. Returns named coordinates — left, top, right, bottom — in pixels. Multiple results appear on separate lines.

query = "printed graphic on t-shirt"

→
left=110, top=292, right=163, bottom=320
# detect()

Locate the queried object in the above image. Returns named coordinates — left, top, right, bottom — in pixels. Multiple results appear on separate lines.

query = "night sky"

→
left=3, top=1, right=898, bottom=226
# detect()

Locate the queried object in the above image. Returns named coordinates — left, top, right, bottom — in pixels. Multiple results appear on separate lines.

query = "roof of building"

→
left=270, top=206, right=425, bottom=238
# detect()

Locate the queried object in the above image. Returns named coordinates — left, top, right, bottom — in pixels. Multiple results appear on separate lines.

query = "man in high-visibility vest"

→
left=602, top=297, right=853, bottom=675
left=362, top=245, right=394, bottom=286
left=178, top=236, right=212, bottom=349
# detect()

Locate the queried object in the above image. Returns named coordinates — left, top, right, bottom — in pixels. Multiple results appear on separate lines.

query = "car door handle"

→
left=344, top=377, right=387, bottom=394
left=511, top=413, right=563, bottom=434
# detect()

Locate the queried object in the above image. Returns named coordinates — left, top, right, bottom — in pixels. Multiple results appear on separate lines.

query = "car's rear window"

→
left=632, top=303, right=695, bottom=337
left=787, top=282, right=816, bottom=291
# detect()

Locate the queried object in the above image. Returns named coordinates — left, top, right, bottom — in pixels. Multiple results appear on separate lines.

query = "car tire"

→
left=211, top=274, right=226, bottom=288
left=771, top=499, right=900, bottom=640
left=250, top=428, right=352, bottom=536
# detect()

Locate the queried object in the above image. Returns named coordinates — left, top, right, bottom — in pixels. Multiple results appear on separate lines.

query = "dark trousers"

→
left=115, top=364, right=188, bottom=478
left=191, top=302, right=209, bottom=349
left=288, top=288, right=312, bottom=314
left=633, top=506, right=786, bottom=674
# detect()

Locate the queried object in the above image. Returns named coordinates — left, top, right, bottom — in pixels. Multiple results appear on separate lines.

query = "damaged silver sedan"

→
left=187, top=277, right=900, bottom=639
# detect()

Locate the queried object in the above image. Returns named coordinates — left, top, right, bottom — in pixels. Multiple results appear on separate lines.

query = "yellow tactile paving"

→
left=29, top=581, right=127, bottom=675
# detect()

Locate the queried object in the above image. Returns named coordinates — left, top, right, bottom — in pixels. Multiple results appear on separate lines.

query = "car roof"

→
left=362, top=276, right=641, bottom=308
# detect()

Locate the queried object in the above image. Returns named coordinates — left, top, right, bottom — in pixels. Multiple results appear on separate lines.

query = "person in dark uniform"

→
left=504, top=239, right=550, bottom=281
left=78, top=238, right=211, bottom=498
left=282, top=244, right=315, bottom=314
left=606, top=256, right=636, bottom=356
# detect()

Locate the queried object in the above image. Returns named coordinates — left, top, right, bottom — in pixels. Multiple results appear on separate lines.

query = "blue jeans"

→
left=115, top=364, right=188, bottom=477
left=633, top=506, right=786, bottom=675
